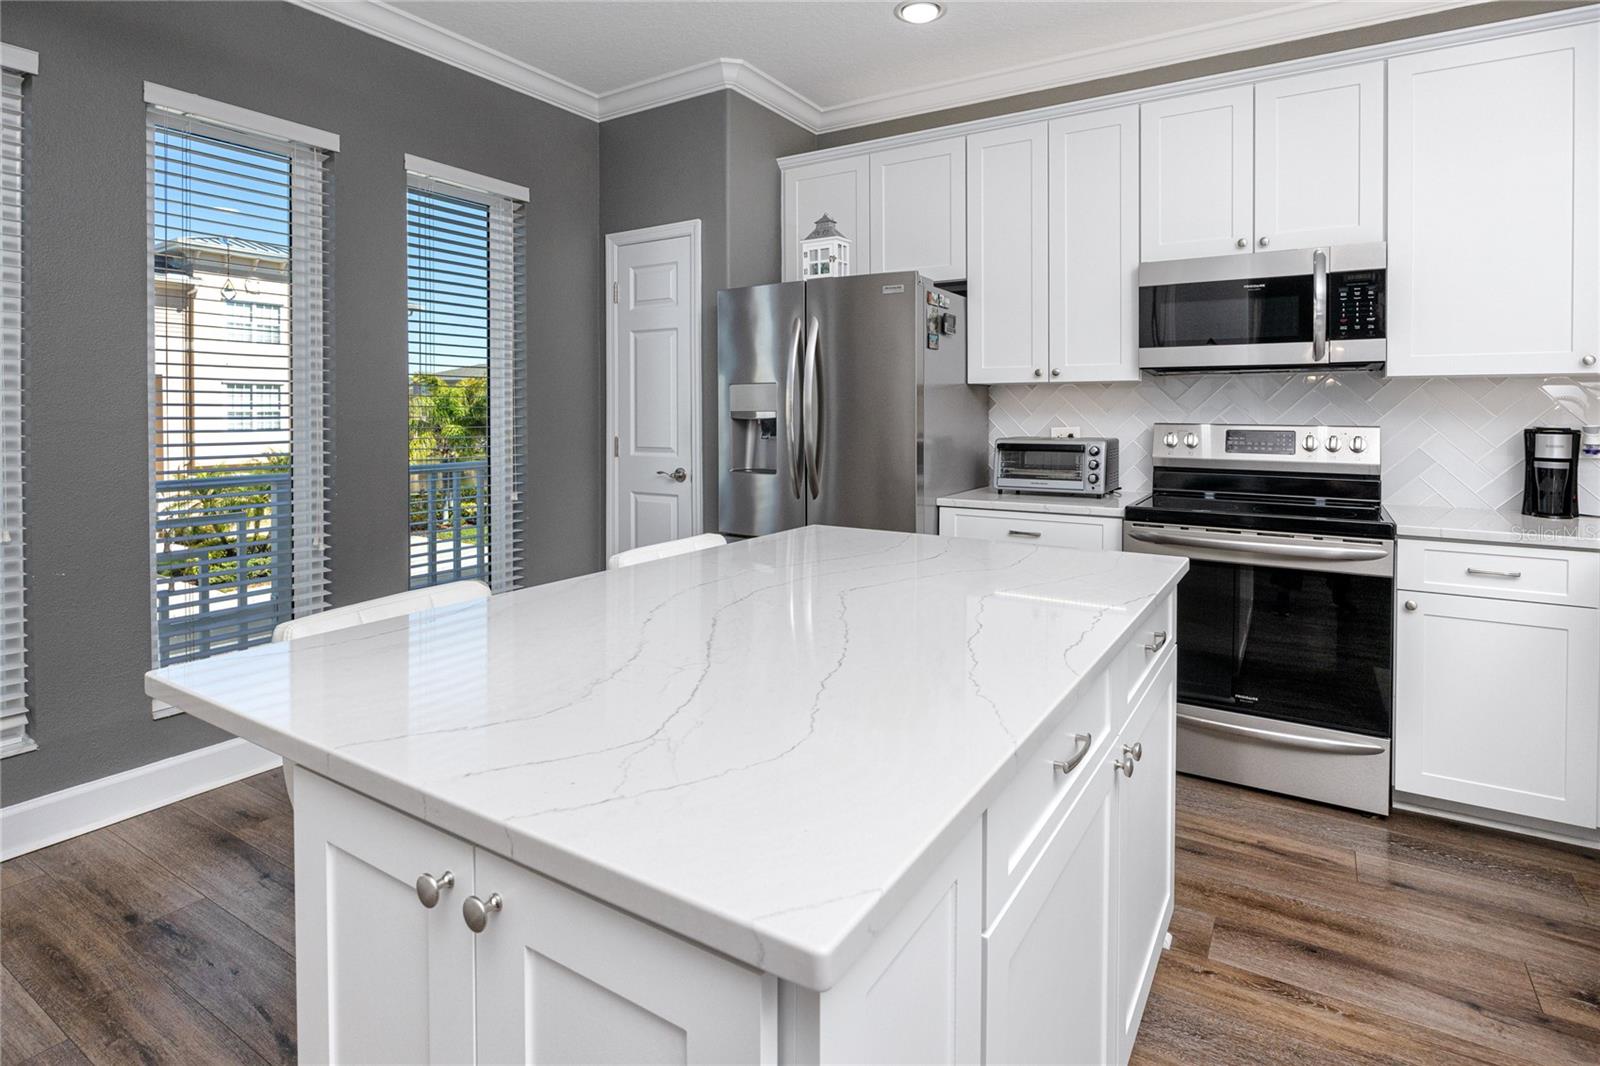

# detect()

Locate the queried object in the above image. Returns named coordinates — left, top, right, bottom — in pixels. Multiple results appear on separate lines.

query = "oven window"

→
left=1175, top=559, right=1392, bottom=736
left=1139, top=275, right=1314, bottom=348
left=1000, top=449, right=1084, bottom=482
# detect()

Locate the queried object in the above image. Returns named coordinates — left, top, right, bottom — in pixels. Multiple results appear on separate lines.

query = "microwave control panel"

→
left=1329, top=269, right=1385, bottom=340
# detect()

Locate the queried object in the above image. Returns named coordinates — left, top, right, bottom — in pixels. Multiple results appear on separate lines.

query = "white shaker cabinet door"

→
left=782, top=155, right=871, bottom=282
left=1048, top=106, right=1141, bottom=382
left=983, top=755, right=1117, bottom=1066
left=1394, top=592, right=1599, bottom=828
left=1254, top=62, right=1385, bottom=251
left=869, top=136, right=966, bottom=281
left=1112, top=650, right=1177, bottom=1062
left=1139, top=86, right=1254, bottom=262
left=1387, top=25, right=1600, bottom=377
left=966, top=122, right=1050, bottom=383
left=471, top=849, right=774, bottom=1065
left=293, top=770, right=478, bottom=1066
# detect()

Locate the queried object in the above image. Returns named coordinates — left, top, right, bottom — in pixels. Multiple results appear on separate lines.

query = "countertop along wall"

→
left=1, top=1, right=602, bottom=805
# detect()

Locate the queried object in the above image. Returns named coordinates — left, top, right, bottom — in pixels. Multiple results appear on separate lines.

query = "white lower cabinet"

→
left=1394, top=588, right=1599, bottom=828
left=939, top=506, right=1122, bottom=550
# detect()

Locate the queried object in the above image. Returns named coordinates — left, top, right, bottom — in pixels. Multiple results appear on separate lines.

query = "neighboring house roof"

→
left=158, top=235, right=289, bottom=260
left=155, top=235, right=290, bottom=281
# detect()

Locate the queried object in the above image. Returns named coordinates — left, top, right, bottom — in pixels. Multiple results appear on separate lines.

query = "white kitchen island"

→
left=145, top=526, right=1186, bottom=1065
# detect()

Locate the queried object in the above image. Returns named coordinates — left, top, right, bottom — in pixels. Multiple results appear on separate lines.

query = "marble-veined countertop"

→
left=1389, top=503, right=1600, bottom=552
left=146, top=526, right=1185, bottom=989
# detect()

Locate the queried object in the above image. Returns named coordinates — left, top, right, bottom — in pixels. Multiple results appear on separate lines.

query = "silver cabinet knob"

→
left=657, top=468, right=688, bottom=483
left=415, top=870, right=455, bottom=909
left=1258, top=236, right=1270, bottom=247
left=1303, top=434, right=1319, bottom=452
left=1051, top=368, right=1061, bottom=377
left=462, top=892, right=503, bottom=933
left=1583, top=354, right=1597, bottom=367
left=1124, top=741, right=1143, bottom=763
left=1235, top=237, right=1248, bottom=249
left=1033, top=368, right=1043, bottom=377
left=1114, top=754, right=1136, bottom=778
left=1350, top=435, right=1366, bottom=453
left=1403, top=600, right=1417, bottom=612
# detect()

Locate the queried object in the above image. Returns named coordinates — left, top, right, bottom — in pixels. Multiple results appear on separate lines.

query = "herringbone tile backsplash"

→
left=989, top=373, right=1600, bottom=511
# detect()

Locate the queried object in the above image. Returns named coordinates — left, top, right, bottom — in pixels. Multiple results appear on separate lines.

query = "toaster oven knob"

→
left=1350, top=435, right=1367, bottom=453
left=1088, top=473, right=1099, bottom=484
left=1088, top=445, right=1100, bottom=457
left=1163, top=432, right=1178, bottom=449
left=1326, top=435, right=1341, bottom=452
left=1303, top=433, right=1319, bottom=452
left=1088, top=459, right=1100, bottom=470
left=1183, top=433, right=1199, bottom=449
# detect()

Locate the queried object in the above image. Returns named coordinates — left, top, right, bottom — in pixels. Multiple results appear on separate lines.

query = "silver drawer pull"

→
left=1465, top=567, right=1522, bottom=579
left=1143, top=631, right=1168, bottom=654
left=415, top=870, right=454, bottom=908
left=1007, top=529, right=1043, bottom=539
left=1052, top=732, right=1092, bottom=776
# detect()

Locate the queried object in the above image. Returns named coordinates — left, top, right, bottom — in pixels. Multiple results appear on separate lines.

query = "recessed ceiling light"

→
left=895, top=2, right=945, bottom=25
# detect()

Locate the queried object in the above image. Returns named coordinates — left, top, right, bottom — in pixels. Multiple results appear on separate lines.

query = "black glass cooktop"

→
left=1125, top=489, right=1395, bottom=539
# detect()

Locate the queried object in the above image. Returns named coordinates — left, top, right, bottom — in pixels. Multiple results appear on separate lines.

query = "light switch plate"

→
left=1050, top=425, right=1080, bottom=439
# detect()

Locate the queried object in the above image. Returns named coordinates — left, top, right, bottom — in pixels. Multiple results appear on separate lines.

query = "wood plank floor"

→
left=3, top=769, right=1598, bottom=1064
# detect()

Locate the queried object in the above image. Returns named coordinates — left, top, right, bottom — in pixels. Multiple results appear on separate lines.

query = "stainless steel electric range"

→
left=1122, top=423, right=1394, bottom=814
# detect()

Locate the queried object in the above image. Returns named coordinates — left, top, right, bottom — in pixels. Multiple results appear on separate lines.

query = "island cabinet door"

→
left=982, top=762, right=1116, bottom=1066
left=1112, top=649, right=1177, bottom=1063
left=293, top=770, right=478, bottom=1066
left=470, top=849, right=775, bottom=1065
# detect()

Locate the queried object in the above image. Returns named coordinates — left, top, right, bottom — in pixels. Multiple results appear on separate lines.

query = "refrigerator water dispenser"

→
left=727, top=383, right=779, bottom=475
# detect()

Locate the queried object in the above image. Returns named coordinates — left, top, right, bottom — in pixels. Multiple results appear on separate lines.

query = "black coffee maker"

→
left=1522, top=427, right=1582, bottom=518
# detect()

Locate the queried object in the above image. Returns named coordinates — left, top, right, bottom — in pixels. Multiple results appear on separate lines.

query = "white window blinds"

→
left=406, top=167, right=525, bottom=593
left=1, top=62, right=33, bottom=757
left=147, top=97, right=332, bottom=669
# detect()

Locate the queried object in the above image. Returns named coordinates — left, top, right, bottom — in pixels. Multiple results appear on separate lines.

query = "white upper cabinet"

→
left=1048, top=106, right=1140, bottom=382
left=868, top=136, right=967, bottom=281
left=782, top=155, right=871, bottom=282
left=967, top=122, right=1050, bottom=384
left=1253, top=63, right=1385, bottom=251
left=1139, top=86, right=1254, bottom=261
left=1386, top=25, right=1599, bottom=377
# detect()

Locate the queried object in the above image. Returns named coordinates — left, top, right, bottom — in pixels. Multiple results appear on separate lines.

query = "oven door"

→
left=995, top=443, right=1089, bottom=493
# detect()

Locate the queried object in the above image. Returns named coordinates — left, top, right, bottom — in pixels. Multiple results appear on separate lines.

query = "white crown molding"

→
left=291, top=0, right=1566, bottom=135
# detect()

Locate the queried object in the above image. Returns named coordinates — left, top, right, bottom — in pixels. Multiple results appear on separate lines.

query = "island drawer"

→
left=1114, top=594, right=1177, bottom=706
left=984, top=669, right=1113, bottom=924
left=1397, top=540, right=1599, bottom=607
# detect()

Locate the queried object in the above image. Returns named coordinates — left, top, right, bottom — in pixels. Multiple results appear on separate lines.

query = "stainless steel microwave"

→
left=1137, top=243, right=1386, bottom=374
left=994, top=437, right=1119, bottom=496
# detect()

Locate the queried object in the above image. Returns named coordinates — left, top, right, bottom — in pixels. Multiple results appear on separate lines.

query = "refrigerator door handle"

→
left=803, top=315, right=821, bottom=499
left=785, top=316, right=804, bottom=499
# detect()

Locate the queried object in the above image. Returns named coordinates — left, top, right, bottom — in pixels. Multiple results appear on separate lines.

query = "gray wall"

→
left=818, top=0, right=1586, bottom=147
left=600, top=92, right=812, bottom=532
left=2, top=1, right=602, bottom=805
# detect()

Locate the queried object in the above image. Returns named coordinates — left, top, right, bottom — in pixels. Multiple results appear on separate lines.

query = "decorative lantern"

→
left=800, top=214, right=851, bottom=278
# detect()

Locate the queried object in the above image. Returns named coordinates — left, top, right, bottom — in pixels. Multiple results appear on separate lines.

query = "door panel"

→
left=718, top=282, right=806, bottom=537
left=804, top=273, right=919, bottom=532
left=472, top=850, right=771, bottom=1064
left=869, top=137, right=966, bottom=281
left=783, top=156, right=871, bottom=283
left=293, top=770, right=477, bottom=1066
left=967, top=123, right=1050, bottom=383
left=613, top=234, right=698, bottom=554
left=1140, top=86, right=1253, bottom=261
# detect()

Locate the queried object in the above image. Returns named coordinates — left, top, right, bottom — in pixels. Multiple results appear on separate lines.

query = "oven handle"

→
left=1126, top=526, right=1388, bottom=562
left=1178, top=713, right=1387, bottom=755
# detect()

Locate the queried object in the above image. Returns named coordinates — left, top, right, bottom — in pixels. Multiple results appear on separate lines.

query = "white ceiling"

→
left=298, top=1, right=1476, bottom=131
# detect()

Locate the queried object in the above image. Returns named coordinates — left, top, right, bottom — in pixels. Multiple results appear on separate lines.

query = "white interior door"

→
left=609, top=225, right=701, bottom=557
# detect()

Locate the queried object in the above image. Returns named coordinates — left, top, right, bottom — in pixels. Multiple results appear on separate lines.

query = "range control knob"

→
left=1088, top=445, right=1101, bottom=457
left=1163, top=432, right=1179, bottom=449
left=1183, top=432, right=1200, bottom=449
left=1350, top=435, right=1367, bottom=453
left=1303, top=434, right=1319, bottom=452
left=1326, top=435, right=1342, bottom=452
left=1088, top=473, right=1100, bottom=484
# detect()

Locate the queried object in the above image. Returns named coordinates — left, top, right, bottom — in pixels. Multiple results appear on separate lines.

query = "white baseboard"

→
left=0, top=738, right=282, bottom=861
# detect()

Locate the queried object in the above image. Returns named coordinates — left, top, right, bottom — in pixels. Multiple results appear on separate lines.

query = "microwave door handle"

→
left=785, top=317, right=804, bottom=499
left=1312, top=248, right=1328, bottom=362
left=804, top=315, right=821, bottom=499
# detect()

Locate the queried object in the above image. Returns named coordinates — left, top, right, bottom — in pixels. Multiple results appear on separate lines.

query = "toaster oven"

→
left=993, top=437, right=1119, bottom=496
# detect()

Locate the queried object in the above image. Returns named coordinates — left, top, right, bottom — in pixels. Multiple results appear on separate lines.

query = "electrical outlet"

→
left=1050, top=426, right=1080, bottom=439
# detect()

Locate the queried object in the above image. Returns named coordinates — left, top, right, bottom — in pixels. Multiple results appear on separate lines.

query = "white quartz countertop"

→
left=146, top=526, right=1185, bottom=990
left=1390, top=504, right=1600, bottom=552
left=938, top=486, right=1128, bottom=518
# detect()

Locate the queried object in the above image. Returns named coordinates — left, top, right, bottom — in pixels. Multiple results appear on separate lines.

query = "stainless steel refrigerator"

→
left=718, top=271, right=988, bottom=537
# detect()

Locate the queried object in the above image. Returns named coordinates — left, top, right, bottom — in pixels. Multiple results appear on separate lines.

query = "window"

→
left=147, top=86, right=334, bottom=672
left=1, top=47, right=36, bottom=757
left=405, top=159, right=525, bottom=592
left=224, top=382, right=285, bottom=432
